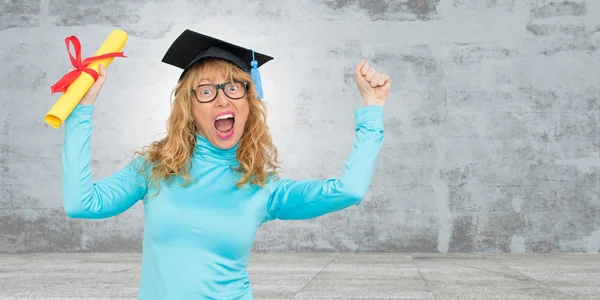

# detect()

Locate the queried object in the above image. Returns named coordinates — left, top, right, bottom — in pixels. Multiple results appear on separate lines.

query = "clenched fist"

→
left=74, top=64, right=108, bottom=106
left=355, top=58, right=391, bottom=107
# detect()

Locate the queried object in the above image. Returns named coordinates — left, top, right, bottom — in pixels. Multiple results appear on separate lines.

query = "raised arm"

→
left=61, top=104, right=148, bottom=219
left=264, top=105, right=384, bottom=221
left=263, top=59, right=390, bottom=222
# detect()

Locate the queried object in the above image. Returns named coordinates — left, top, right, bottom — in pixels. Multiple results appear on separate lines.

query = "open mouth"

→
left=214, top=112, right=235, bottom=139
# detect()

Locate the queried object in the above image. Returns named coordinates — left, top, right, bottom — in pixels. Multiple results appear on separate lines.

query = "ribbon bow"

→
left=50, top=35, right=126, bottom=94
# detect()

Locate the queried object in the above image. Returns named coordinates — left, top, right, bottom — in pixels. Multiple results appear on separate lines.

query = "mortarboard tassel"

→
left=250, top=50, right=264, bottom=100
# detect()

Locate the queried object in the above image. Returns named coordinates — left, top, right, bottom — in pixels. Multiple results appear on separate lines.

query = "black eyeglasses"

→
left=191, top=81, right=248, bottom=103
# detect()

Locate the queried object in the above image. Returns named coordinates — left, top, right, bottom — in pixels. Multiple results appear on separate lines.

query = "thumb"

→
left=98, top=64, right=106, bottom=77
left=95, top=64, right=107, bottom=84
left=355, top=58, right=366, bottom=77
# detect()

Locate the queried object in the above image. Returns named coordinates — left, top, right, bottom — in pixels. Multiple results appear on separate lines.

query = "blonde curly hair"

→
left=134, top=58, right=281, bottom=193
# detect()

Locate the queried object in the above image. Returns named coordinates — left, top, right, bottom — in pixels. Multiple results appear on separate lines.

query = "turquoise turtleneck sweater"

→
left=61, top=104, right=384, bottom=299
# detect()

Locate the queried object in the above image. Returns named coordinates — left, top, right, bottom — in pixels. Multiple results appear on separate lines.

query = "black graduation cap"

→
left=161, top=29, right=274, bottom=99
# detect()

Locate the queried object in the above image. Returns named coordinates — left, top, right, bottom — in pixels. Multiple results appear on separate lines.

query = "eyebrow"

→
left=193, top=78, right=212, bottom=87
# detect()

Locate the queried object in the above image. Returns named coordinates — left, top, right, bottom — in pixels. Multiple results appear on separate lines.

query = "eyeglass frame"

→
left=191, top=81, right=249, bottom=103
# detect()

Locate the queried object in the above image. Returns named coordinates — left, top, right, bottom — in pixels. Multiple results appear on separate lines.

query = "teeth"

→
left=216, top=114, right=234, bottom=120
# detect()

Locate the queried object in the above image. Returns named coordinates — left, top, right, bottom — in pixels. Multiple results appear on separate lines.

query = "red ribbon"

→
left=50, top=35, right=126, bottom=94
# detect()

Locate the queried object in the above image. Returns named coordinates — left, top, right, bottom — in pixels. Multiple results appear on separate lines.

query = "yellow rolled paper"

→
left=44, top=29, right=128, bottom=129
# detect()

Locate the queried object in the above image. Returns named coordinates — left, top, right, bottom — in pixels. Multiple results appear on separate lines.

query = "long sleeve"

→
left=61, top=104, right=148, bottom=219
left=264, top=105, right=384, bottom=221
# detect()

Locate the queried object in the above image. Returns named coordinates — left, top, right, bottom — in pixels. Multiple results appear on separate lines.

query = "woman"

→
left=61, top=29, right=391, bottom=299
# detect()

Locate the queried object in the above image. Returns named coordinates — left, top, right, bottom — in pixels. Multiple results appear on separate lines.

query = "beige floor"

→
left=0, top=252, right=598, bottom=299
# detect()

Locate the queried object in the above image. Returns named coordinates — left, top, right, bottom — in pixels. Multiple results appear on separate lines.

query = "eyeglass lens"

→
left=195, top=82, right=246, bottom=102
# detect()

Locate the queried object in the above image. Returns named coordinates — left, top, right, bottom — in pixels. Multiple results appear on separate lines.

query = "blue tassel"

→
left=250, top=50, right=263, bottom=100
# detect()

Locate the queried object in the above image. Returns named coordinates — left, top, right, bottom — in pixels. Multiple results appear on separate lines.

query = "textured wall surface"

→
left=1, top=0, right=599, bottom=253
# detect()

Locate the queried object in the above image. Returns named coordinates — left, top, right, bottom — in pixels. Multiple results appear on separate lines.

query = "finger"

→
left=90, top=65, right=106, bottom=87
left=382, top=79, right=391, bottom=91
left=377, top=74, right=389, bottom=87
left=361, top=62, right=370, bottom=76
left=365, top=67, right=376, bottom=82
left=355, top=58, right=366, bottom=76
left=382, top=76, right=392, bottom=90
left=97, top=64, right=107, bottom=82
left=370, top=72, right=380, bottom=87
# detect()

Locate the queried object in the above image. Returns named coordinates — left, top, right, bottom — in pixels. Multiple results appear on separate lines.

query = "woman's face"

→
left=191, top=73, right=250, bottom=150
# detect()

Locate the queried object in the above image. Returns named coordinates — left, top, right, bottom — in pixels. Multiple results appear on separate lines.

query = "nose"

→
left=214, top=89, right=230, bottom=107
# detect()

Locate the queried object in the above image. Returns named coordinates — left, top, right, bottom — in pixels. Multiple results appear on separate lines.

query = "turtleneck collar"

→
left=193, top=133, right=239, bottom=165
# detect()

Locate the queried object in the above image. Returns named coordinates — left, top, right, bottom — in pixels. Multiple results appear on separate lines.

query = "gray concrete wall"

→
left=1, top=0, right=599, bottom=254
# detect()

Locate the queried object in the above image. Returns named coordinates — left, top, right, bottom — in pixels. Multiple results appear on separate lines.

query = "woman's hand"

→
left=355, top=58, right=391, bottom=107
left=74, top=64, right=108, bottom=106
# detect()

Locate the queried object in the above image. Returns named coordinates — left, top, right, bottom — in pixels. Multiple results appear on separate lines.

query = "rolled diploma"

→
left=44, top=29, right=128, bottom=129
